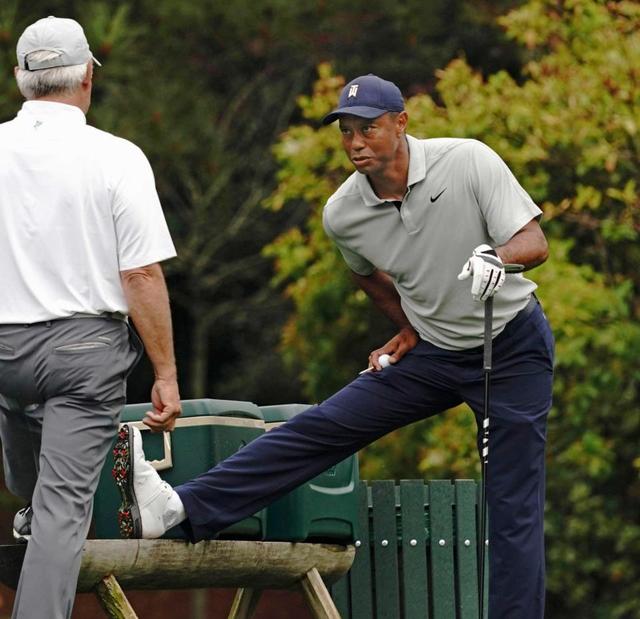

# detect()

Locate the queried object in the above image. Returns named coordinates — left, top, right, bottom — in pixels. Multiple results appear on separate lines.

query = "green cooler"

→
left=93, top=398, right=267, bottom=539
left=261, top=404, right=359, bottom=543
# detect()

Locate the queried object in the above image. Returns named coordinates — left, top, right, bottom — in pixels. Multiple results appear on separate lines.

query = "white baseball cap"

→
left=17, top=16, right=101, bottom=71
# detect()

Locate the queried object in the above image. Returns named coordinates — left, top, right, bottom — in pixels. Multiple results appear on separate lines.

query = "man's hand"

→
left=457, top=244, right=506, bottom=301
left=143, top=377, right=182, bottom=432
left=368, top=326, right=419, bottom=371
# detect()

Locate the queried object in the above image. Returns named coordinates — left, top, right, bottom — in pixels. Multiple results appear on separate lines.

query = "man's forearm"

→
left=120, top=263, right=177, bottom=379
left=495, top=219, right=549, bottom=270
left=352, top=269, right=419, bottom=368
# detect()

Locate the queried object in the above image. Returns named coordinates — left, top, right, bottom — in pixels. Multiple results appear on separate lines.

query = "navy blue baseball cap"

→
left=322, top=74, right=404, bottom=125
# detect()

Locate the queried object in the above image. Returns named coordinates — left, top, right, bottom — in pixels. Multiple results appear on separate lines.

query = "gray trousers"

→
left=0, top=317, right=141, bottom=619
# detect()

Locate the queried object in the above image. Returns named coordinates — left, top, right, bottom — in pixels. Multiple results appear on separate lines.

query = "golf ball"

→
left=379, top=354, right=391, bottom=368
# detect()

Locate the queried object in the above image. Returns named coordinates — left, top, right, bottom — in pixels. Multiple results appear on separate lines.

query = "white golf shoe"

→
left=113, top=424, right=185, bottom=539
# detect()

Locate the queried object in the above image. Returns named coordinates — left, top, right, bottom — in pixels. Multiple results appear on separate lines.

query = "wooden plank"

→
left=429, top=481, right=455, bottom=619
left=0, top=541, right=354, bottom=592
left=371, top=480, right=401, bottom=619
left=94, top=575, right=139, bottom=619
left=300, top=568, right=342, bottom=619
left=87, top=540, right=354, bottom=591
left=454, top=480, right=480, bottom=619
left=400, top=480, right=429, bottom=619
left=228, top=588, right=262, bottom=619
left=349, top=482, right=373, bottom=619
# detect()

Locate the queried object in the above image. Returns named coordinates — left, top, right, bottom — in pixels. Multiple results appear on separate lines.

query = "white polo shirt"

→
left=0, top=101, right=177, bottom=324
left=323, top=136, right=542, bottom=350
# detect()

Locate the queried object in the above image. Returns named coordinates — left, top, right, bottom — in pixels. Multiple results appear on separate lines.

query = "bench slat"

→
left=477, top=484, right=489, bottom=619
left=429, top=481, right=455, bottom=619
left=400, top=480, right=430, bottom=619
left=330, top=568, right=349, bottom=617
left=371, top=480, right=401, bottom=618
left=348, top=481, right=373, bottom=619
left=455, top=480, right=480, bottom=619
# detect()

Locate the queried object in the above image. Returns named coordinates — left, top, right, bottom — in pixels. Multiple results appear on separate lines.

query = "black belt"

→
left=21, top=311, right=127, bottom=328
left=68, top=312, right=126, bottom=321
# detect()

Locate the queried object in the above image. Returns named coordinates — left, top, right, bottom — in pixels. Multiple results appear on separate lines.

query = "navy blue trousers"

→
left=176, top=299, right=554, bottom=619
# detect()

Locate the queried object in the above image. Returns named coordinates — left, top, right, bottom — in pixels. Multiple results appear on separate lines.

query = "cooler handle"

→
left=125, top=422, right=174, bottom=472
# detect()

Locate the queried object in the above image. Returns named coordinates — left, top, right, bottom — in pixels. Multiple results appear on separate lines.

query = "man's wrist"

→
left=399, top=325, right=418, bottom=339
left=153, top=367, right=178, bottom=381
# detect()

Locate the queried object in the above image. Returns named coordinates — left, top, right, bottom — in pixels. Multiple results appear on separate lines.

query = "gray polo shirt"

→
left=323, top=136, right=541, bottom=350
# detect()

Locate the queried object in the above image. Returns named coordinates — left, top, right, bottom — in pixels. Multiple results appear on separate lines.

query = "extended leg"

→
left=175, top=343, right=462, bottom=541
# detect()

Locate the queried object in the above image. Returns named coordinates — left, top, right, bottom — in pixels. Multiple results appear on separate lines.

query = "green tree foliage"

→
left=265, top=2, right=640, bottom=616
left=0, top=0, right=523, bottom=404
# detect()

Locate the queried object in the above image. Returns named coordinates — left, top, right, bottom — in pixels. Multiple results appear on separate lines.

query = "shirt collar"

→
left=406, top=134, right=426, bottom=186
left=17, top=101, right=87, bottom=126
left=355, top=134, right=427, bottom=206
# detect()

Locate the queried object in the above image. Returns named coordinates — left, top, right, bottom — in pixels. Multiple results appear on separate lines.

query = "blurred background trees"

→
left=1, top=0, right=638, bottom=617
left=0, top=0, right=523, bottom=403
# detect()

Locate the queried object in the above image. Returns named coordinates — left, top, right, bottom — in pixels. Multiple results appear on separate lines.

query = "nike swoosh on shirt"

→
left=430, top=188, right=447, bottom=203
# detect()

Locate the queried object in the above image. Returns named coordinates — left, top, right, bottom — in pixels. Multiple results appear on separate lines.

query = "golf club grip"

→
left=483, top=296, right=493, bottom=370
left=504, top=263, right=525, bottom=273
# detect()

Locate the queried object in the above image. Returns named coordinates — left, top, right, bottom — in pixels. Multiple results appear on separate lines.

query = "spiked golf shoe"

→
left=112, top=424, right=185, bottom=539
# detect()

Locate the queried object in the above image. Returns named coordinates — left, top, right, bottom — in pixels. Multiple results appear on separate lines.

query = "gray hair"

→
left=15, top=50, right=89, bottom=99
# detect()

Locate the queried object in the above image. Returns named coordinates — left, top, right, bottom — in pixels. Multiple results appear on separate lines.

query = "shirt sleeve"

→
left=111, top=142, right=177, bottom=271
left=467, top=141, right=542, bottom=246
left=323, top=205, right=376, bottom=276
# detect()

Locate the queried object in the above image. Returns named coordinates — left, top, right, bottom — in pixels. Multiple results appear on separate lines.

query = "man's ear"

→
left=396, top=111, right=408, bottom=133
left=83, top=61, right=94, bottom=88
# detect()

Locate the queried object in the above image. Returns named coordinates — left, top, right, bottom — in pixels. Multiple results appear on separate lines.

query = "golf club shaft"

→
left=478, top=264, right=523, bottom=617
left=479, top=295, right=492, bottom=618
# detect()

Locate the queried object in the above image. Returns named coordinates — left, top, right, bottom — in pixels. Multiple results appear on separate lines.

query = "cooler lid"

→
left=121, top=398, right=263, bottom=422
left=260, top=403, right=312, bottom=423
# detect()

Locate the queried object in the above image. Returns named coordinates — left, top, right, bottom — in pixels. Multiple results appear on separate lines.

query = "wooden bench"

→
left=329, top=480, right=486, bottom=619
left=0, top=539, right=355, bottom=618
left=0, top=479, right=484, bottom=618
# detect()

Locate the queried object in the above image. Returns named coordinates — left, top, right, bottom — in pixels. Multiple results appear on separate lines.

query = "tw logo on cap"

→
left=348, top=84, right=359, bottom=98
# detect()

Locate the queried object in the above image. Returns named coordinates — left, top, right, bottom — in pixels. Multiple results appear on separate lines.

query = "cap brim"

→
left=321, top=106, right=389, bottom=126
left=92, top=55, right=102, bottom=67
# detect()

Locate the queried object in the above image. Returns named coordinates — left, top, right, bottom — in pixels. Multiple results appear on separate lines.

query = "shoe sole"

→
left=113, top=424, right=142, bottom=538
left=12, top=529, right=30, bottom=544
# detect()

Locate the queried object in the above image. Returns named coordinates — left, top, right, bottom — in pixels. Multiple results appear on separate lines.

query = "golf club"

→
left=479, top=263, right=524, bottom=618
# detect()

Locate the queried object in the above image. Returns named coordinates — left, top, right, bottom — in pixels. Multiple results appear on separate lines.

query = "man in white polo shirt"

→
left=116, top=75, right=553, bottom=619
left=0, top=16, right=181, bottom=619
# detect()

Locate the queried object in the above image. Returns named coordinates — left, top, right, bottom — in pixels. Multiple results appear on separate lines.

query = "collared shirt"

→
left=323, top=135, right=542, bottom=350
left=0, top=101, right=176, bottom=324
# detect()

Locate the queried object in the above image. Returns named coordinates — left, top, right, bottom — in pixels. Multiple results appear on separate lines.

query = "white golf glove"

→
left=457, top=244, right=506, bottom=302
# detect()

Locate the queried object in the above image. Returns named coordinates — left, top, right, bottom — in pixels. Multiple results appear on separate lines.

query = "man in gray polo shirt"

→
left=116, top=75, right=553, bottom=619
left=0, top=16, right=181, bottom=619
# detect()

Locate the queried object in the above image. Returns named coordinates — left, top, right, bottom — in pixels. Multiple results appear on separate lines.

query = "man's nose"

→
left=351, top=132, right=365, bottom=150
